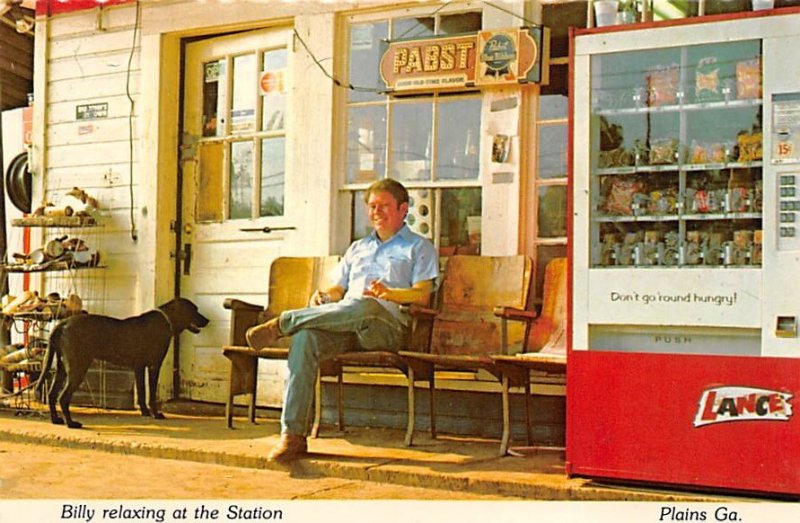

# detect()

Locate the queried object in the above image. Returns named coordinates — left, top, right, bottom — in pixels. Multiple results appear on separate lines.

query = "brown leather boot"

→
left=267, top=433, right=308, bottom=463
left=246, top=317, right=282, bottom=349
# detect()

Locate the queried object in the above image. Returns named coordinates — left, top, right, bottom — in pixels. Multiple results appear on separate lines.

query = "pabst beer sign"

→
left=694, top=386, right=793, bottom=427
left=379, top=26, right=549, bottom=93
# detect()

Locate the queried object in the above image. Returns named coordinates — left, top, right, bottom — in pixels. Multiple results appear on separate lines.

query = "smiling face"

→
left=367, top=190, right=408, bottom=241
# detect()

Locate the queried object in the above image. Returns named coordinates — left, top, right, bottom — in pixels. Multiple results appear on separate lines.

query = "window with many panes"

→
left=528, top=66, right=569, bottom=303
left=344, top=10, right=484, bottom=253
left=197, top=46, right=287, bottom=221
left=523, top=1, right=579, bottom=305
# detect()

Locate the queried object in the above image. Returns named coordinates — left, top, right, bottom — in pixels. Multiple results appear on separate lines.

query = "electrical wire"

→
left=292, top=28, right=380, bottom=94
left=291, top=0, right=454, bottom=94
left=125, top=0, right=141, bottom=242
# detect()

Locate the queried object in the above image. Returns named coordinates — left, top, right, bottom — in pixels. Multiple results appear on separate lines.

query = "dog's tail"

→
left=34, top=321, right=63, bottom=394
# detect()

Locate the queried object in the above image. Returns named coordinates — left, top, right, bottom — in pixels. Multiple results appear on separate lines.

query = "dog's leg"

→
left=59, top=360, right=92, bottom=429
left=134, top=366, right=150, bottom=416
left=148, top=364, right=165, bottom=420
left=47, top=358, right=66, bottom=425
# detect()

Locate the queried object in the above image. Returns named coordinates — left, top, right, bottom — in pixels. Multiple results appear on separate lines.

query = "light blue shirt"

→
left=331, top=225, right=439, bottom=324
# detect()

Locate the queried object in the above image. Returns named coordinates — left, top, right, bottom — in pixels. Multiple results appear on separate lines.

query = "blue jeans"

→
left=277, top=297, right=407, bottom=436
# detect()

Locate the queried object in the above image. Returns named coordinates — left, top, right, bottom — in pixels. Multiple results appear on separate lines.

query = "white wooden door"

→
left=180, top=27, right=293, bottom=404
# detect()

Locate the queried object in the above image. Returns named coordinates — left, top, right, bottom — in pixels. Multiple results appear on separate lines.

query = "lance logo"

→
left=694, top=386, right=793, bottom=427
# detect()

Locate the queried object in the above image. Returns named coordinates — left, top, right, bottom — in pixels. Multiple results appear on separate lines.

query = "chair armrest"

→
left=223, top=298, right=263, bottom=312
left=402, top=304, right=438, bottom=354
left=493, top=306, right=540, bottom=355
left=224, top=298, right=265, bottom=346
left=404, top=303, right=438, bottom=319
left=493, top=306, right=539, bottom=323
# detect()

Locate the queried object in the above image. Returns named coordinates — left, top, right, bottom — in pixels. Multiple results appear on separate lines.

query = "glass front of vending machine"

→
left=568, top=9, right=800, bottom=496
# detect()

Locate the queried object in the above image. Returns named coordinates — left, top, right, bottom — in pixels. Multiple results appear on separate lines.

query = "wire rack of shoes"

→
left=0, top=187, right=108, bottom=412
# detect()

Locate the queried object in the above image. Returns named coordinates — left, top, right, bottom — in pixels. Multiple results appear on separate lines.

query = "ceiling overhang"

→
left=35, top=0, right=133, bottom=16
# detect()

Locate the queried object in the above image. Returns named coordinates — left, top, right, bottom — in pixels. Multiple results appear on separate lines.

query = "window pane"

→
left=390, top=102, right=433, bottom=182
left=541, top=64, right=568, bottom=97
left=439, top=12, right=482, bottom=35
left=393, top=17, right=434, bottom=39
left=229, top=141, right=254, bottom=219
left=349, top=22, right=388, bottom=103
left=436, top=98, right=480, bottom=180
left=537, top=185, right=568, bottom=238
left=261, top=49, right=287, bottom=132
left=202, top=59, right=226, bottom=137
left=539, top=94, right=568, bottom=120
left=260, top=137, right=285, bottom=216
left=351, top=190, right=371, bottom=241
left=537, top=124, right=568, bottom=179
left=440, top=188, right=482, bottom=255
left=197, top=141, right=224, bottom=222
left=346, top=105, right=387, bottom=184
left=231, top=54, right=256, bottom=134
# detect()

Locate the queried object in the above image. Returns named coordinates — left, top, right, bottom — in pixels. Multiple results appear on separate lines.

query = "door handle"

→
left=239, top=226, right=296, bottom=234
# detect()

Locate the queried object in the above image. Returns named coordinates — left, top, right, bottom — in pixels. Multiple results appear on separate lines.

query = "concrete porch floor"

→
left=0, top=399, right=757, bottom=502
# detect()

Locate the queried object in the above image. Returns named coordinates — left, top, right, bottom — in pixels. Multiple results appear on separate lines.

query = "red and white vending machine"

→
left=568, top=8, right=800, bottom=496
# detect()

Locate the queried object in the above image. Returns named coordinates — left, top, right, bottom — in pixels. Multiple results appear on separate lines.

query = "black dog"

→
left=35, top=298, right=209, bottom=428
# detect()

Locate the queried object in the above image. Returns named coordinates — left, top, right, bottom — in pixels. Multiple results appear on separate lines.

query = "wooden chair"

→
left=221, top=256, right=339, bottom=431
left=491, top=257, right=568, bottom=455
left=328, top=303, right=437, bottom=445
left=398, top=255, right=533, bottom=446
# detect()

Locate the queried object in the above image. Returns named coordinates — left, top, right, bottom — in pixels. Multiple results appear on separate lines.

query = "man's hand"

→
left=364, top=279, right=390, bottom=300
left=364, top=279, right=433, bottom=306
left=311, top=285, right=344, bottom=306
left=310, top=290, right=331, bottom=306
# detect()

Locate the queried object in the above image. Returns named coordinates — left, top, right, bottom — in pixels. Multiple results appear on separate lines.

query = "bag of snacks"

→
left=648, top=187, right=678, bottom=215
left=736, top=58, right=761, bottom=100
left=709, top=143, right=726, bottom=163
left=751, top=230, right=762, bottom=265
left=690, top=140, right=708, bottom=164
left=604, top=177, right=644, bottom=216
left=646, top=64, right=680, bottom=106
left=599, top=147, right=635, bottom=168
left=696, top=56, right=722, bottom=102
left=737, top=132, right=763, bottom=162
left=649, top=138, right=678, bottom=165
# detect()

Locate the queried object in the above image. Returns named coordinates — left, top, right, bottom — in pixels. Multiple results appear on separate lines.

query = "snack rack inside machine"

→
left=568, top=9, right=800, bottom=497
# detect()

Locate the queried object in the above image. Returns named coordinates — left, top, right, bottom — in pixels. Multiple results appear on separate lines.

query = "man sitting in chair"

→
left=247, top=178, right=439, bottom=463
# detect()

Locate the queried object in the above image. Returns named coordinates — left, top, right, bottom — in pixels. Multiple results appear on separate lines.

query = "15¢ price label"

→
left=774, top=127, right=799, bottom=163
left=776, top=138, right=794, bottom=159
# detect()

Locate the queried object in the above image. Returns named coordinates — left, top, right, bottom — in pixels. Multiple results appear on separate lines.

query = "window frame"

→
left=339, top=5, right=487, bottom=250
left=196, top=43, right=290, bottom=222
left=526, top=65, right=569, bottom=306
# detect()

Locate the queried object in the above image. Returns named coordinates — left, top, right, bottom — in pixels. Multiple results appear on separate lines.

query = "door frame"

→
left=143, top=14, right=339, bottom=401
left=139, top=24, right=283, bottom=401
left=175, top=26, right=295, bottom=402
